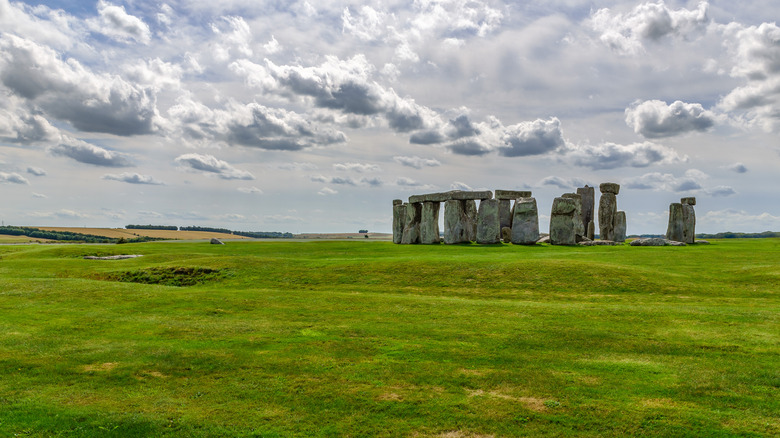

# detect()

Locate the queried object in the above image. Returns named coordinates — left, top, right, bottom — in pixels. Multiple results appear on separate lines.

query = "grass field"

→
left=0, top=239, right=777, bottom=436
left=35, top=227, right=249, bottom=241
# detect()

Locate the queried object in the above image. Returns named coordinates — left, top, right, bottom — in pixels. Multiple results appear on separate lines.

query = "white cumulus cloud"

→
left=625, top=100, right=716, bottom=138
left=175, top=153, right=255, bottom=180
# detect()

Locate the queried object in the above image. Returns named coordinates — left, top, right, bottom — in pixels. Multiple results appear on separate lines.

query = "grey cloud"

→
left=90, top=0, right=152, bottom=44
left=706, top=186, right=737, bottom=197
left=726, top=162, right=748, bottom=173
left=567, top=141, right=687, bottom=170
left=538, top=176, right=589, bottom=190
left=27, top=166, right=47, bottom=176
left=499, top=118, right=565, bottom=157
left=450, top=181, right=472, bottom=191
left=360, top=176, right=383, bottom=187
left=0, top=34, right=157, bottom=136
left=622, top=169, right=708, bottom=192
left=409, top=129, right=446, bottom=145
left=49, top=137, right=133, bottom=167
left=238, top=186, right=263, bottom=194
left=175, top=153, right=255, bottom=180
left=311, top=175, right=356, bottom=185
left=103, top=172, right=165, bottom=185
left=0, top=172, right=29, bottom=184
left=448, top=138, right=492, bottom=156
left=333, top=162, right=380, bottom=172
left=393, top=155, right=441, bottom=169
left=396, top=177, right=423, bottom=187
left=625, top=100, right=716, bottom=138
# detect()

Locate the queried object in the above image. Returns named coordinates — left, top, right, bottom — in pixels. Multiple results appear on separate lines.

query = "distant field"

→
left=0, top=239, right=777, bottom=436
left=0, top=235, right=54, bottom=243
left=35, top=227, right=249, bottom=240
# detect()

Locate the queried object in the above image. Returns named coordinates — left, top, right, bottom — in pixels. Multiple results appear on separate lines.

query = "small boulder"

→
left=210, top=238, right=225, bottom=245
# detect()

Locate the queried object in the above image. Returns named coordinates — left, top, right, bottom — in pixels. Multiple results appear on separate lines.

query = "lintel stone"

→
left=495, top=190, right=532, bottom=200
left=409, top=190, right=492, bottom=203
left=599, top=182, right=620, bottom=195
left=681, top=197, right=696, bottom=206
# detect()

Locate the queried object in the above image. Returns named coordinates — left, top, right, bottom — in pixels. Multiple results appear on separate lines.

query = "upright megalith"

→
left=614, top=211, right=627, bottom=243
left=666, top=203, right=684, bottom=242
left=392, top=201, right=407, bottom=244
left=577, top=185, right=595, bottom=236
left=511, top=197, right=539, bottom=245
left=401, top=202, right=422, bottom=244
left=465, top=199, right=478, bottom=242
left=562, top=193, right=585, bottom=239
left=476, top=199, right=501, bottom=244
left=550, top=197, right=577, bottom=245
left=598, top=182, right=620, bottom=241
left=444, top=200, right=469, bottom=244
left=495, top=190, right=532, bottom=231
left=420, top=201, right=441, bottom=244
left=681, top=197, right=696, bottom=244
left=587, top=221, right=595, bottom=241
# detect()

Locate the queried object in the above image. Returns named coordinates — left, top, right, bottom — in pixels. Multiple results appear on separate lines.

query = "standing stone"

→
left=614, top=211, right=627, bottom=243
left=550, top=197, right=577, bottom=245
left=465, top=199, right=478, bottom=242
left=562, top=193, right=585, bottom=238
left=443, top=200, right=469, bottom=244
left=682, top=203, right=696, bottom=244
left=587, top=220, right=595, bottom=240
left=511, top=197, right=539, bottom=245
left=498, top=199, right=513, bottom=231
left=401, top=202, right=422, bottom=244
left=501, top=227, right=512, bottom=243
left=476, top=199, right=501, bottom=244
left=598, top=183, right=620, bottom=241
left=577, top=185, right=595, bottom=235
left=420, top=201, right=441, bottom=244
left=666, top=203, right=684, bottom=242
left=392, top=202, right=407, bottom=244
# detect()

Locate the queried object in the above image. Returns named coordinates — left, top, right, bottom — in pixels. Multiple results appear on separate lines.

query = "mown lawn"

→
left=0, top=239, right=777, bottom=437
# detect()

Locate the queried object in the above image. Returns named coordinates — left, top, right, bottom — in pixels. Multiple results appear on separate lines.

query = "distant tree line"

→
left=696, top=231, right=780, bottom=239
left=233, top=231, right=294, bottom=239
left=179, top=226, right=233, bottom=234
left=0, top=226, right=158, bottom=243
left=126, top=224, right=178, bottom=230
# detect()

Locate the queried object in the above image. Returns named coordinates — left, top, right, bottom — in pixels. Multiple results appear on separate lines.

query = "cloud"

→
left=317, top=187, right=338, bottom=195
left=103, top=172, right=165, bottom=185
left=29, top=209, right=89, bottom=219
left=625, top=100, right=716, bottom=138
left=590, top=1, right=709, bottom=55
left=538, top=176, right=589, bottom=190
left=238, top=186, right=263, bottom=194
left=0, top=98, right=60, bottom=144
left=499, top=118, right=566, bottom=157
left=49, top=137, right=133, bottom=167
left=360, top=176, right=383, bottom=187
left=90, top=1, right=152, bottom=44
left=311, top=175, right=356, bottom=185
left=0, top=34, right=157, bottom=136
left=333, top=162, right=381, bottom=172
left=276, top=162, right=318, bottom=171
left=393, top=155, right=441, bottom=169
left=0, top=172, right=29, bottom=184
left=175, top=153, right=255, bottom=180
left=725, top=162, right=748, bottom=173
left=450, top=181, right=472, bottom=191
left=622, top=169, right=708, bottom=192
left=701, top=209, right=780, bottom=231
left=705, top=185, right=737, bottom=197
left=32, top=192, right=47, bottom=198
left=27, top=166, right=47, bottom=176
left=566, top=141, right=687, bottom=169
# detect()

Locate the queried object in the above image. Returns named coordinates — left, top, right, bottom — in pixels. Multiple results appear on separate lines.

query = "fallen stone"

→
left=578, top=240, right=618, bottom=246
left=599, top=182, right=620, bottom=195
left=511, top=197, right=540, bottom=245
left=495, top=190, right=532, bottom=200
left=476, top=199, right=501, bottom=244
left=420, top=201, right=441, bottom=244
left=211, top=238, right=225, bottom=245
left=536, top=235, right=550, bottom=244
left=630, top=238, right=687, bottom=246
left=84, top=254, right=143, bottom=260
left=695, top=240, right=710, bottom=245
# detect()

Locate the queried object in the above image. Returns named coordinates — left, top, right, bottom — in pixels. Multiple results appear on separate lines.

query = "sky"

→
left=0, top=0, right=778, bottom=234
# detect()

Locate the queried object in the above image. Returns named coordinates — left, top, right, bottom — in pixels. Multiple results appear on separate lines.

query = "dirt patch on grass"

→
left=97, top=266, right=227, bottom=287
left=466, top=389, right=549, bottom=412
left=82, top=362, right=118, bottom=372
left=377, top=392, right=403, bottom=401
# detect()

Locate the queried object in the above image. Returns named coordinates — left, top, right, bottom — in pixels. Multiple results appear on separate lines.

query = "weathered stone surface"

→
left=668, top=240, right=687, bottom=246
left=498, top=199, right=513, bottom=230
left=599, top=182, right=620, bottom=195
left=598, top=193, right=617, bottom=241
left=562, top=193, right=585, bottom=238
left=501, top=227, right=512, bottom=243
left=682, top=203, right=696, bottom=244
left=550, top=197, right=577, bottom=245
left=537, top=235, right=550, bottom=244
left=666, top=203, right=684, bottom=242
left=587, top=220, right=595, bottom=240
left=420, top=201, right=441, bottom=244
left=576, top=234, right=591, bottom=243
left=476, top=199, right=501, bottom=244
left=511, top=197, right=539, bottom=245
left=630, top=237, right=687, bottom=246
left=409, top=190, right=492, bottom=203
left=392, top=203, right=407, bottom=244
left=695, top=239, right=710, bottom=245
left=401, top=202, right=422, bottom=244
left=465, top=200, right=478, bottom=242
left=578, top=240, right=618, bottom=246
left=681, top=197, right=696, bottom=206
left=495, top=190, right=532, bottom=200
left=577, top=185, right=595, bottom=234
left=210, top=238, right=224, bottom=245
left=393, top=199, right=402, bottom=206
left=614, top=211, right=627, bottom=243
left=443, top=200, right=469, bottom=244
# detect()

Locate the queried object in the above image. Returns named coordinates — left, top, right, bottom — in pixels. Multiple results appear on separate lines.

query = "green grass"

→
left=0, top=239, right=777, bottom=437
